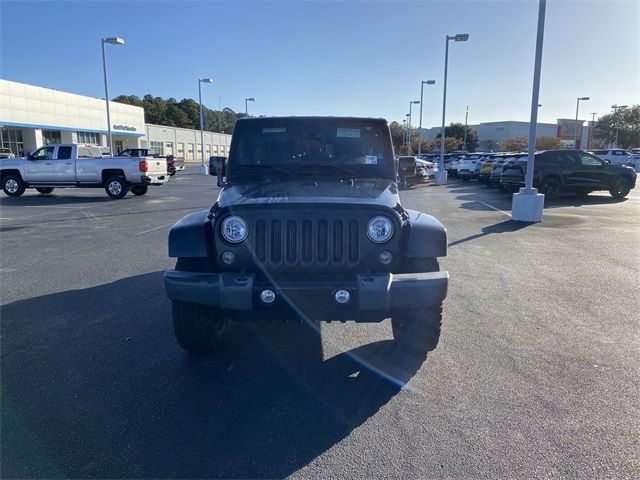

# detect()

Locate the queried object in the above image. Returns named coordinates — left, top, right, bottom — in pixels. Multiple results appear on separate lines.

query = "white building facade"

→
left=0, top=79, right=232, bottom=161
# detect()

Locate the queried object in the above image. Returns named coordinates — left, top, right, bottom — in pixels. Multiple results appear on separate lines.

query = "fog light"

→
left=379, top=251, right=393, bottom=265
left=221, top=251, right=235, bottom=265
left=334, top=289, right=351, bottom=304
left=260, top=289, right=276, bottom=304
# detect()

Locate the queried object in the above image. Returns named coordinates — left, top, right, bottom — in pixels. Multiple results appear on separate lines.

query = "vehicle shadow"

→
left=0, top=194, right=114, bottom=206
left=1, top=272, right=430, bottom=479
left=448, top=219, right=530, bottom=247
left=543, top=193, right=628, bottom=208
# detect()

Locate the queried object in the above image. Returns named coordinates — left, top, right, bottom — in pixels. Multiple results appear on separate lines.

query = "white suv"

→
left=590, top=149, right=640, bottom=172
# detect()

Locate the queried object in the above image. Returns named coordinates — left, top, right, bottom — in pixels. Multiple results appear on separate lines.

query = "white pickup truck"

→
left=0, top=143, right=168, bottom=199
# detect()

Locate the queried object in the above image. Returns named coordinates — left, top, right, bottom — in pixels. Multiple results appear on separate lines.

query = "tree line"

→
left=113, top=94, right=247, bottom=134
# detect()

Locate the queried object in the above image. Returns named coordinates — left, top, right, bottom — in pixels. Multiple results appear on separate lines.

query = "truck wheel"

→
left=2, top=174, right=26, bottom=197
left=172, top=301, right=227, bottom=352
left=105, top=176, right=129, bottom=199
left=609, top=177, right=632, bottom=199
left=131, top=185, right=148, bottom=196
left=36, top=187, right=55, bottom=194
left=392, top=304, right=443, bottom=352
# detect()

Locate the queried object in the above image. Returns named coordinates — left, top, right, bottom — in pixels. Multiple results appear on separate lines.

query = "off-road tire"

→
left=609, top=177, right=632, bottom=199
left=36, top=187, right=55, bottom=194
left=131, top=185, right=148, bottom=196
left=105, top=176, right=129, bottom=199
left=392, top=304, right=443, bottom=352
left=172, top=301, right=227, bottom=352
left=2, top=174, right=26, bottom=197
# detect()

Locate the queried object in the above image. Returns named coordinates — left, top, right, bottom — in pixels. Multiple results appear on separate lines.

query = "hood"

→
left=216, top=178, right=399, bottom=210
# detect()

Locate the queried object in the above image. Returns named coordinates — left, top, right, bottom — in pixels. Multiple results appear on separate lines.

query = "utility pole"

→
left=463, top=105, right=469, bottom=151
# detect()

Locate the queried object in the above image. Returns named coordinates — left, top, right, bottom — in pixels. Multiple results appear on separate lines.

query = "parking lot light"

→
left=574, top=96, right=590, bottom=149
left=101, top=36, right=125, bottom=156
left=198, top=78, right=214, bottom=175
left=245, top=97, right=255, bottom=116
left=437, top=33, right=469, bottom=185
left=408, top=100, right=420, bottom=154
left=511, top=0, right=546, bottom=222
left=611, top=105, right=628, bottom=148
left=417, top=80, right=436, bottom=157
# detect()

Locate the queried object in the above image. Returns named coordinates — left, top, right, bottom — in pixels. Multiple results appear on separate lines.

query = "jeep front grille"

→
left=254, top=217, right=360, bottom=266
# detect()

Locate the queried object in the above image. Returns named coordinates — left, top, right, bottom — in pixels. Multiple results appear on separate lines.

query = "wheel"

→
left=392, top=304, right=443, bottom=352
left=2, top=174, right=26, bottom=197
left=36, top=187, right=55, bottom=194
left=539, top=176, right=562, bottom=199
left=609, top=177, right=632, bottom=199
left=172, top=301, right=227, bottom=352
left=105, top=176, right=129, bottom=199
left=131, top=185, right=148, bottom=196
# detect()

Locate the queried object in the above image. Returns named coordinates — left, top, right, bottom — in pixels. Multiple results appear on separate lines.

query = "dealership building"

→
left=0, top=79, right=232, bottom=160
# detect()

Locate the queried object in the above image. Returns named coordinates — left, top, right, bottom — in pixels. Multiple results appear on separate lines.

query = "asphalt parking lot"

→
left=1, top=167, right=639, bottom=479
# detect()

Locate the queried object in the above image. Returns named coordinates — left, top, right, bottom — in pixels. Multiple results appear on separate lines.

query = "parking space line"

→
left=475, top=200, right=511, bottom=217
left=24, top=205, right=86, bottom=209
left=136, top=223, right=174, bottom=235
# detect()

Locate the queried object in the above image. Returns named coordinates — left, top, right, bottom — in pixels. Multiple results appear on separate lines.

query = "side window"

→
left=557, top=152, right=578, bottom=165
left=578, top=153, right=603, bottom=166
left=31, top=146, right=55, bottom=160
left=57, top=146, right=72, bottom=160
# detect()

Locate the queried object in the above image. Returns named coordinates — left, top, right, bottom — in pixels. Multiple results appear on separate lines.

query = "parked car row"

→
left=394, top=155, right=439, bottom=188
left=466, top=149, right=636, bottom=199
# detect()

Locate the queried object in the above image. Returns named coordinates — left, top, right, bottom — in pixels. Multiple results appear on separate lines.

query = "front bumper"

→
left=164, top=270, right=449, bottom=321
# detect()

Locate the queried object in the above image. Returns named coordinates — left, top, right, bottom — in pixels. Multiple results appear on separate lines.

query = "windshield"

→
left=227, top=117, right=395, bottom=183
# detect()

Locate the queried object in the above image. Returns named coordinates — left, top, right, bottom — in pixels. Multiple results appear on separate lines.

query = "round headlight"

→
left=367, top=216, right=394, bottom=243
left=221, top=216, right=248, bottom=243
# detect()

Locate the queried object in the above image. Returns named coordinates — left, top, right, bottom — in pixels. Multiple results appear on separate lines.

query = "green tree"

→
left=535, top=136, right=563, bottom=150
left=500, top=136, right=528, bottom=152
left=591, top=105, right=640, bottom=149
left=389, top=121, right=404, bottom=152
left=443, top=137, right=462, bottom=152
left=411, top=136, right=433, bottom=153
left=435, top=122, right=479, bottom=151
left=478, top=139, right=499, bottom=152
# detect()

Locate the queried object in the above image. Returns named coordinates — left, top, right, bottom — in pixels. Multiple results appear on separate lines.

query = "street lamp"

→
left=574, top=96, right=590, bottom=148
left=101, top=36, right=125, bottom=155
left=437, top=33, right=469, bottom=185
left=245, top=97, right=255, bottom=116
left=417, top=80, right=436, bottom=157
left=611, top=104, right=628, bottom=148
left=588, top=112, right=597, bottom=150
left=463, top=105, right=469, bottom=151
left=198, top=78, right=214, bottom=175
left=405, top=113, right=410, bottom=151
left=402, top=118, right=407, bottom=148
left=408, top=100, right=420, bottom=154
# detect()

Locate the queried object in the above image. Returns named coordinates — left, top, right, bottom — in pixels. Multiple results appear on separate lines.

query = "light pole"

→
left=574, top=96, right=590, bottom=148
left=611, top=104, right=628, bottom=148
left=463, top=105, right=469, bottom=151
left=245, top=97, right=255, bottom=116
left=101, top=37, right=124, bottom=155
left=198, top=78, right=214, bottom=175
left=402, top=119, right=407, bottom=150
left=405, top=114, right=410, bottom=151
left=437, top=33, right=469, bottom=185
left=511, top=0, right=546, bottom=222
left=417, top=80, right=436, bottom=157
left=408, top=100, right=420, bottom=154
left=588, top=112, right=597, bottom=150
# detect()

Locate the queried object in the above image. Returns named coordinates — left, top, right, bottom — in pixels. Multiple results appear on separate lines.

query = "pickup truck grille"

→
left=254, top=218, right=360, bottom=266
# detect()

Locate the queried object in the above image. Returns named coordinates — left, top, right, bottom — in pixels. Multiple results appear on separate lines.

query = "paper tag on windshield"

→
left=337, top=128, right=361, bottom=138
left=263, top=127, right=286, bottom=133
left=364, top=155, right=378, bottom=164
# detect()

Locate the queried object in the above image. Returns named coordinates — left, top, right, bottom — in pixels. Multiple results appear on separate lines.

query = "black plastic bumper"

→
left=164, top=270, right=448, bottom=321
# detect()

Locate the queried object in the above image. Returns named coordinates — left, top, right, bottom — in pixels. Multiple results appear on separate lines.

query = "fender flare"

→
left=404, top=210, right=447, bottom=258
left=168, top=209, right=212, bottom=258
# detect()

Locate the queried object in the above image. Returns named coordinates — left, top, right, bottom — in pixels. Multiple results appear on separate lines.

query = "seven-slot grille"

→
left=254, top=218, right=360, bottom=266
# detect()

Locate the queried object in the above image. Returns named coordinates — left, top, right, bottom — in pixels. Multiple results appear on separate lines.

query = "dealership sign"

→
left=113, top=124, right=137, bottom=132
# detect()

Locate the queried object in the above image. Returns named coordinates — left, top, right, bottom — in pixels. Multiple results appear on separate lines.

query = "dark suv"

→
left=500, top=149, right=637, bottom=198
left=164, top=117, right=449, bottom=352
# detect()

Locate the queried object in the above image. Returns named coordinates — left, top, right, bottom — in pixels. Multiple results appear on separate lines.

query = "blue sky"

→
left=1, top=0, right=638, bottom=128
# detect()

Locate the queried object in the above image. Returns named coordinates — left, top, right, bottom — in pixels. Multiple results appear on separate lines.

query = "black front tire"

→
left=105, top=176, right=129, bottom=199
left=172, top=301, right=227, bottom=352
left=36, top=187, right=54, bottom=194
left=131, top=185, right=148, bottom=196
left=539, top=176, right=562, bottom=199
left=2, top=174, right=26, bottom=197
left=609, top=177, right=632, bottom=199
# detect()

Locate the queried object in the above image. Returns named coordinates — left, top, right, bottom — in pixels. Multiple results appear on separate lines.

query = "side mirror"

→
left=209, top=156, right=226, bottom=187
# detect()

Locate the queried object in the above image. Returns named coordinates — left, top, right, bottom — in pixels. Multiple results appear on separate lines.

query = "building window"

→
left=165, top=142, right=174, bottom=155
left=42, top=130, right=61, bottom=145
left=77, top=131, right=101, bottom=145
left=206, top=144, right=211, bottom=156
left=187, top=143, right=194, bottom=160
left=150, top=141, right=164, bottom=156
left=177, top=142, right=184, bottom=157
left=0, top=128, right=24, bottom=157
left=213, top=145, right=219, bottom=155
